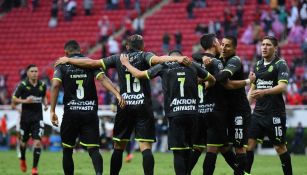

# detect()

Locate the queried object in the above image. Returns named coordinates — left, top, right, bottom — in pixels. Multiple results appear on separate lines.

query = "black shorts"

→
left=228, top=112, right=250, bottom=148
left=113, top=106, right=156, bottom=143
left=206, top=111, right=228, bottom=147
left=193, top=114, right=207, bottom=148
left=20, top=119, right=44, bottom=142
left=248, top=113, right=287, bottom=145
left=61, top=112, right=99, bottom=148
left=168, top=115, right=198, bottom=150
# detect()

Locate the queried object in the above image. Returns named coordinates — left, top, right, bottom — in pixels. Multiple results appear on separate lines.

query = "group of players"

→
left=11, top=33, right=293, bottom=175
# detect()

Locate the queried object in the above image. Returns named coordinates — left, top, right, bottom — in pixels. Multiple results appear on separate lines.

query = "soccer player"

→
left=50, top=40, right=125, bottom=175
left=54, top=34, right=190, bottom=175
left=120, top=50, right=216, bottom=175
left=11, top=64, right=48, bottom=175
left=245, top=36, right=293, bottom=175
left=218, top=36, right=253, bottom=175
left=191, top=34, right=255, bottom=175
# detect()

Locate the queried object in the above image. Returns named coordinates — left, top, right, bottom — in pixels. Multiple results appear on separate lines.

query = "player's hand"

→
left=176, top=56, right=191, bottom=66
left=50, top=112, right=59, bottom=127
left=23, top=96, right=33, bottom=103
left=202, top=56, right=212, bottom=67
left=250, top=89, right=266, bottom=99
left=117, top=95, right=126, bottom=109
left=248, top=72, right=256, bottom=84
left=120, top=54, right=129, bottom=66
left=55, top=57, right=69, bottom=67
left=44, top=105, right=48, bottom=111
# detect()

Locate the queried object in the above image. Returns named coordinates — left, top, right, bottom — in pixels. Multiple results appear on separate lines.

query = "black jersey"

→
left=147, top=62, right=210, bottom=117
left=13, top=79, right=46, bottom=121
left=253, top=57, right=289, bottom=115
left=192, top=53, right=227, bottom=111
left=223, top=55, right=251, bottom=112
left=100, top=51, right=154, bottom=107
left=53, top=54, right=103, bottom=113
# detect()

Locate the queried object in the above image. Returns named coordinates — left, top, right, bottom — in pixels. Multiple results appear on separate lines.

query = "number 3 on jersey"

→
left=178, top=77, right=185, bottom=97
left=76, top=80, right=84, bottom=99
left=125, top=73, right=141, bottom=93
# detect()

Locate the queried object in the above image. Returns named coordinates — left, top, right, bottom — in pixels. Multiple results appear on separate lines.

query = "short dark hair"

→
left=64, top=40, right=81, bottom=52
left=126, top=34, right=144, bottom=51
left=26, top=64, right=37, bottom=72
left=168, top=50, right=183, bottom=56
left=224, top=35, right=237, bottom=48
left=200, top=33, right=216, bottom=50
left=262, top=36, right=278, bottom=47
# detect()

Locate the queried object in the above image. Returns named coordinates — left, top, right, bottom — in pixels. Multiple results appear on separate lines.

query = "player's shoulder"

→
left=274, top=58, right=287, bottom=66
left=18, top=80, right=27, bottom=88
left=229, top=55, right=241, bottom=62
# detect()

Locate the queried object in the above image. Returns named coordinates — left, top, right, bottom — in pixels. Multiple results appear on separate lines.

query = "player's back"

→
left=56, top=56, right=99, bottom=113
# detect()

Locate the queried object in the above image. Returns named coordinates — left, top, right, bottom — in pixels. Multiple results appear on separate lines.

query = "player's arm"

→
left=223, top=72, right=256, bottom=89
left=11, top=83, right=33, bottom=105
left=55, top=57, right=101, bottom=69
left=120, top=54, right=149, bottom=79
left=50, top=66, right=63, bottom=127
left=149, top=55, right=191, bottom=66
left=96, top=73, right=126, bottom=109
left=193, top=62, right=216, bottom=89
left=247, top=83, right=256, bottom=104
left=216, top=56, right=241, bottom=83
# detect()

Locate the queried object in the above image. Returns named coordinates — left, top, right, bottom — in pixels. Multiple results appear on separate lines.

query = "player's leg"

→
left=219, top=146, right=237, bottom=171
left=60, top=114, right=78, bottom=175
left=111, top=109, right=133, bottom=175
left=245, top=139, right=257, bottom=174
left=188, top=147, right=204, bottom=175
left=270, top=116, right=292, bottom=175
left=31, top=120, right=44, bottom=175
left=19, top=121, right=30, bottom=172
left=111, top=140, right=128, bottom=175
left=79, top=114, right=103, bottom=175
left=135, top=109, right=156, bottom=175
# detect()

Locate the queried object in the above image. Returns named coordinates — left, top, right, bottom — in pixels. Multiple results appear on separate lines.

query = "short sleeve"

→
left=13, top=83, right=24, bottom=98
left=277, top=60, right=289, bottom=84
left=94, top=69, right=105, bottom=79
left=191, top=52, right=204, bottom=63
left=101, top=55, right=118, bottom=70
left=223, top=56, right=241, bottom=76
left=52, top=65, right=62, bottom=82
left=143, top=52, right=155, bottom=67
left=147, top=64, right=164, bottom=79
left=192, top=62, right=210, bottom=79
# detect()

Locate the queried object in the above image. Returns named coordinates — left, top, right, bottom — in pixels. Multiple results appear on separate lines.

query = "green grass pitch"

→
left=0, top=151, right=306, bottom=175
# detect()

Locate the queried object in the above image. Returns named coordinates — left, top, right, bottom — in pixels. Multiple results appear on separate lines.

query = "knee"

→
left=33, top=140, right=42, bottom=148
left=139, top=142, right=152, bottom=152
left=235, top=147, right=246, bottom=154
left=114, top=141, right=127, bottom=150
left=206, top=146, right=218, bottom=153
left=88, top=147, right=99, bottom=156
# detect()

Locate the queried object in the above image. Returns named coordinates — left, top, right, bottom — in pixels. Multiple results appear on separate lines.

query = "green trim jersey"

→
left=147, top=62, right=210, bottom=117
left=223, top=55, right=251, bottom=113
left=100, top=51, right=154, bottom=107
left=53, top=54, right=103, bottom=113
left=13, top=79, right=46, bottom=121
left=253, top=57, right=289, bottom=115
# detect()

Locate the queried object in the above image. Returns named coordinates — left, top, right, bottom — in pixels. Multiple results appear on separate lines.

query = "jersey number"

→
left=198, top=84, right=204, bottom=103
left=178, top=77, right=185, bottom=97
left=235, top=128, right=243, bottom=139
left=275, top=126, right=283, bottom=137
left=76, top=80, right=84, bottom=99
left=125, top=74, right=140, bottom=93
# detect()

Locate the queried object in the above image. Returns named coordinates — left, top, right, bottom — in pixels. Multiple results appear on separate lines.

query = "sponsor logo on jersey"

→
left=256, top=79, right=273, bottom=89
left=170, top=98, right=197, bottom=112
left=122, top=93, right=145, bottom=105
left=67, top=100, right=96, bottom=111
left=273, top=117, right=281, bottom=124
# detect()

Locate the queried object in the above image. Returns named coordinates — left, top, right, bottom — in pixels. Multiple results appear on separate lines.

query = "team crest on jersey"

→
left=26, top=86, right=31, bottom=90
left=218, top=63, right=223, bottom=70
left=39, top=85, right=44, bottom=91
left=234, top=116, right=243, bottom=125
left=268, top=65, right=274, bottom=72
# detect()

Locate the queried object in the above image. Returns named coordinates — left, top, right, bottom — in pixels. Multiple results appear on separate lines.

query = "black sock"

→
left=126, top=142, right=131, bottom=155
left=142, top=149, right=154, bottom=175
left=88, top=148, right=103, bottom=175
left=245, top=151, right=254, bottom=174
left=20, top=145, right=26, bottom=160
left=203, top=152, right=217, bottom=175
left=221, top=149, right=237, bottom=170
left=33, top=148, right=41, bottom=168
left=279, top=151, right=293, bottom=175
left=63, top=148, right=74, bottom=175
left=173, top=150, right=187, bottom=175
left=110, top=149, right=123, bottom=175
left=234, top=153, right=246, bottom=175
left=188, top=149, right=202, bottom=174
